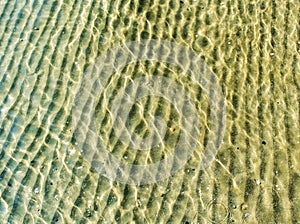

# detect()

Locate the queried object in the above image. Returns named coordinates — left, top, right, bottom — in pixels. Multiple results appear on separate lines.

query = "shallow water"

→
left=0, top=0, right=299, bottom=223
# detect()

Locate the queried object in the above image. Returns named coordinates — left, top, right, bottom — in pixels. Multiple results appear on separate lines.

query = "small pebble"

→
left=241, top=203, right=248, bottom=211
left=34, top=188, right=40, bottom=194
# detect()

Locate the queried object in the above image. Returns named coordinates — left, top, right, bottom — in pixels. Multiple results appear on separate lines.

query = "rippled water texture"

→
left=0, top=0, right=299, bottom=223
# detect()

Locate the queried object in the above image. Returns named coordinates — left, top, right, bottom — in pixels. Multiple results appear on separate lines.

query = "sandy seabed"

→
left=0, top=0, right=299, bottom=223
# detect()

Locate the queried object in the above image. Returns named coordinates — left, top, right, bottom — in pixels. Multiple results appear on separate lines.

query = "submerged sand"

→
left=0, top=0, right=299, bottom=223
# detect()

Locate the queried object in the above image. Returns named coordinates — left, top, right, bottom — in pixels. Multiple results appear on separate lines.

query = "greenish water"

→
left=0, top=0, right=299, bottom=223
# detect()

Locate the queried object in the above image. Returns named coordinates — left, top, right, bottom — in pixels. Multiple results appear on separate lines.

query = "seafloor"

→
left=0, top=0, right=299, bottom=223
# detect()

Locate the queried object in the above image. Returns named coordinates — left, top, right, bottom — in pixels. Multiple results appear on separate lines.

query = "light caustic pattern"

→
left=72, top=40, right=226, bottom=185
left=0, top=0, right=299, bottom=223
